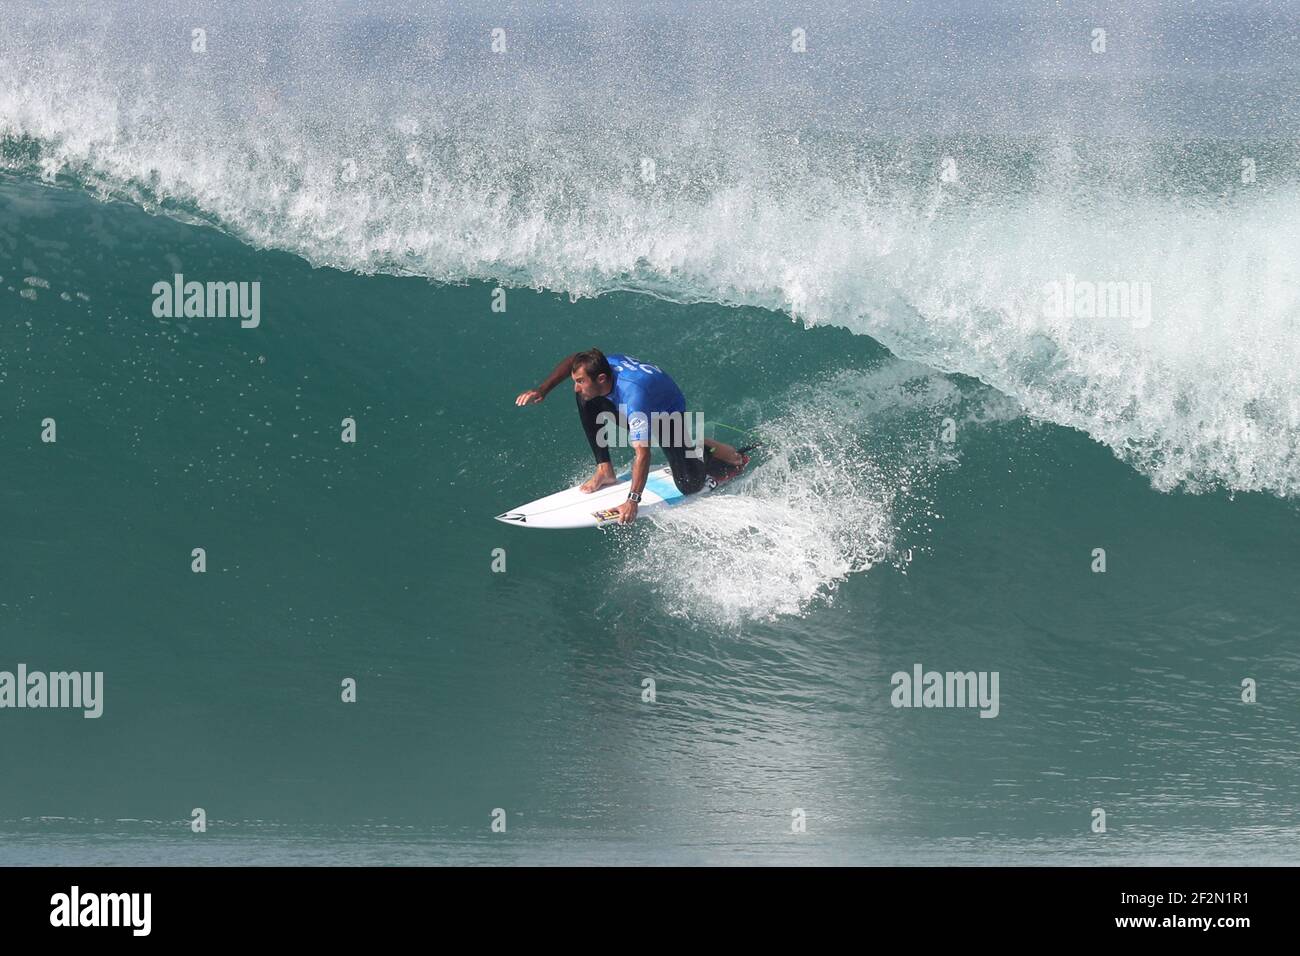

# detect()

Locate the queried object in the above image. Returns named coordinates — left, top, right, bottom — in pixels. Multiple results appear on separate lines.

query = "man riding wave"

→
left=515, top=349, right=746, bottom=524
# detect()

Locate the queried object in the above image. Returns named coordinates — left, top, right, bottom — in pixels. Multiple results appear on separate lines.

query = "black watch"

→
left=627, top=491, right=642, bottom=503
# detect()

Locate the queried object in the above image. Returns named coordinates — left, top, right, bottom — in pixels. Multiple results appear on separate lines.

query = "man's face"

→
left=572, top=367, right=608, bottom=401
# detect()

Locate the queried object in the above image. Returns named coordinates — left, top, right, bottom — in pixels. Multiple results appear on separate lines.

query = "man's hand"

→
left=617, top=444, right=650, bottom=524
left=515, top=389, right=545, bottom=406
left=616, top=498, right=639, bottom=524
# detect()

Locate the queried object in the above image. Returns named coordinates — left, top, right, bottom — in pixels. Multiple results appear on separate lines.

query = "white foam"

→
left=622, top=363, right=1005, bottom=625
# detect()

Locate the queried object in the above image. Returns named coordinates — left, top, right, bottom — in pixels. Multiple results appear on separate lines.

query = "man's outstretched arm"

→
left=515, top=353, right=577, bottom=405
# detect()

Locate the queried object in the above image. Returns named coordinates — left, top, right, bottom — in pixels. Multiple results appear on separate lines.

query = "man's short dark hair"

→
left=571, top=348, right=613, bottom=381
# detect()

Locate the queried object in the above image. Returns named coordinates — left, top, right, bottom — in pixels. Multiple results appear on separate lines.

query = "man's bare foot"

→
left=704, top=439, right=744, bottom=466
left=580, top=465, right=618, bottom=493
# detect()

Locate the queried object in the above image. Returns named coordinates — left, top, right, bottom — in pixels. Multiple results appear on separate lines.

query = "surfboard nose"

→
left=495, top=512, right=527, bottom=524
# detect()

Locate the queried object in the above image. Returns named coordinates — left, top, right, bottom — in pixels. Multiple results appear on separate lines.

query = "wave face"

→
left=3, top=0, right=1299, bottom=496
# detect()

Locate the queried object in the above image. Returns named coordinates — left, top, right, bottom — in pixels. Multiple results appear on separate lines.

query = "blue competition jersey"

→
left=605, top=354, right=686, bottom=442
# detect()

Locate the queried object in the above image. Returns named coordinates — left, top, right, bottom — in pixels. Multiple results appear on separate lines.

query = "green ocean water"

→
left=1, top=172, right=1297, bottom=864
left=3, top=0, right=1300, bottom=865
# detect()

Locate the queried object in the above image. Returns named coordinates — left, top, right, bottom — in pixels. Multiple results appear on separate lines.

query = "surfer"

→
left=515, top=349, right=745, bottom=524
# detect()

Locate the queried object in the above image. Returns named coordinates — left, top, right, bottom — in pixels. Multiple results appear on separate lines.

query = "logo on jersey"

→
left=610, top=357, right=662, bottom=375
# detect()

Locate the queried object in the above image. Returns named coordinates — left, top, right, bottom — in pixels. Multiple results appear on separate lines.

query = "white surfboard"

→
left=495, top=453, right=752, bottom=530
